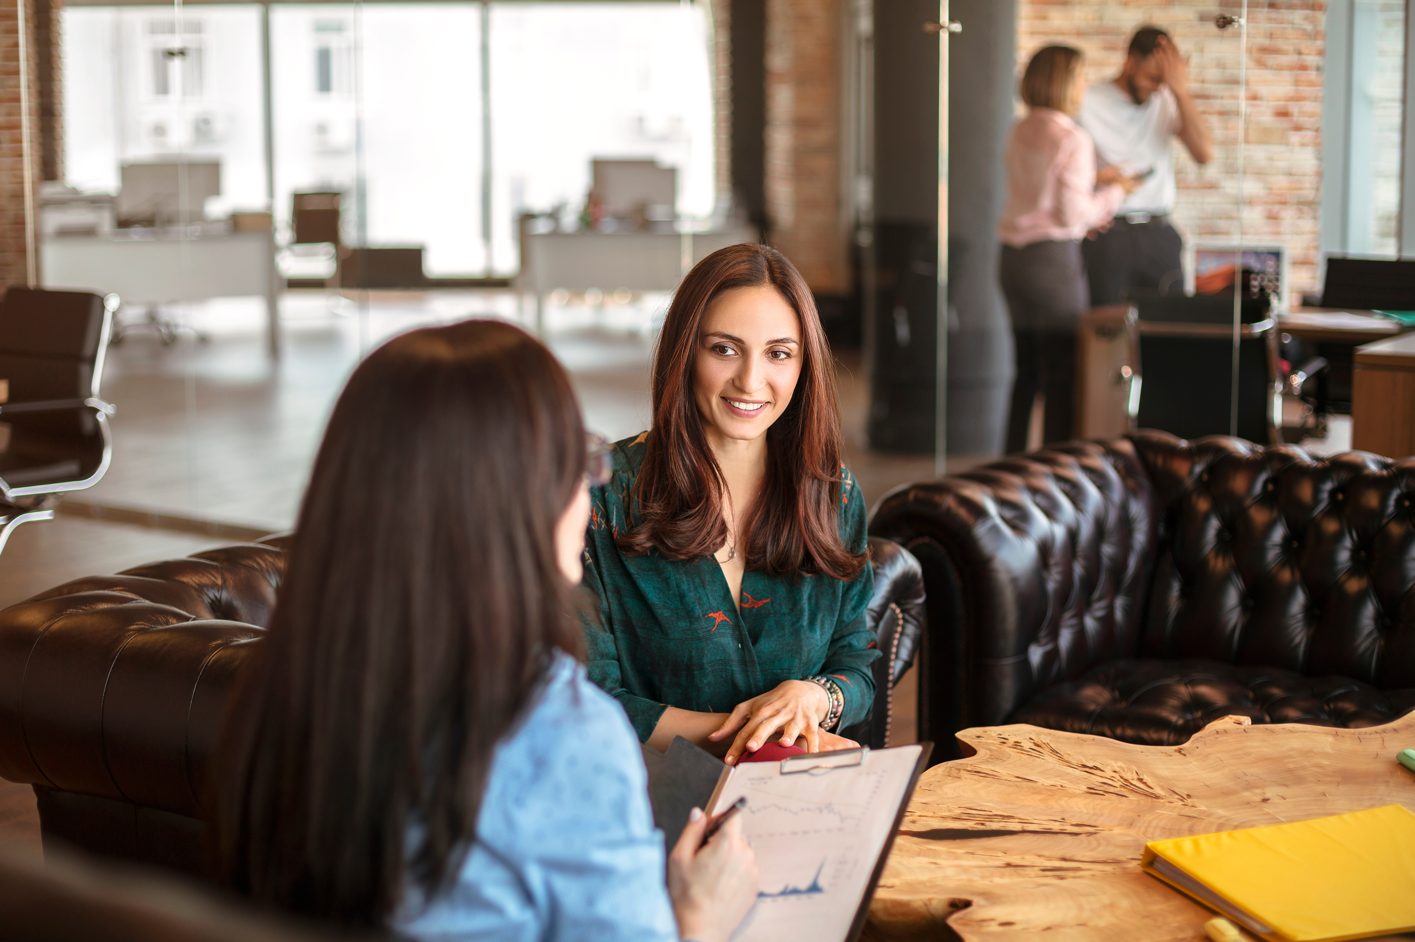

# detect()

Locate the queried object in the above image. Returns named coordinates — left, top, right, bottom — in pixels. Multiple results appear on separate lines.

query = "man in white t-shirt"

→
left=1078, top=25, right=1213, bottom=305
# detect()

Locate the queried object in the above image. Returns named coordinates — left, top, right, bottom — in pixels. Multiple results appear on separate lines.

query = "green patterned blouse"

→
left=580, top=432, right=879, bottom=743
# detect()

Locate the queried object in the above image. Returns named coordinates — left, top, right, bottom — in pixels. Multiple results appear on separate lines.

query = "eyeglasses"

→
left=586, top=433, right=613, bottom=487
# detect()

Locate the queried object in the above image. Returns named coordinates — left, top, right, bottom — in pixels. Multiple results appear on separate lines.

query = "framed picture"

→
left=1190, top=243, right=1288, bottom=306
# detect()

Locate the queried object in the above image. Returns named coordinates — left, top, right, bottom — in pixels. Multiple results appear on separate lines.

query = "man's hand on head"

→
left=1155, top=36, right=1190, bottom=95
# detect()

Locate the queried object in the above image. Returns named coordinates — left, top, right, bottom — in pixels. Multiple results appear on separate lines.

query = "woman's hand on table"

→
left=709, top=680, right=833, bottom=764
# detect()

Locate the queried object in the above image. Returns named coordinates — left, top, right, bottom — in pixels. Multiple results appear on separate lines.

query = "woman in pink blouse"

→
left=998, top=45, right=1138, bottom=453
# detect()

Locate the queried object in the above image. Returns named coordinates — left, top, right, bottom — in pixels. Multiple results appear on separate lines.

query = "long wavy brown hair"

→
left=619, top=243, right=864, bottom=580
left=214, top=320, right=586, bottom=929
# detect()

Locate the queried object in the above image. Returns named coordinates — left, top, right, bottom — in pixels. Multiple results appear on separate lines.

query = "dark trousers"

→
left=1082, top=218, right=1185, bottom=306
left=999, top=241, right=1085, bottom=454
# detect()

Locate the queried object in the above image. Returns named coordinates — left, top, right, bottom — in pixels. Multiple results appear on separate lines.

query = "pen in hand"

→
left=702, top=796, right=748, bottom=845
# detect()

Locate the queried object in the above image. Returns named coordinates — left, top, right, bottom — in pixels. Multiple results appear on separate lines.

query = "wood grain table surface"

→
left=864, top=714, right=1415, bottom=941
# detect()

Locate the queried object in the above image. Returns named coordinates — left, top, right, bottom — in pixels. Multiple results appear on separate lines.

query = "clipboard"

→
left=701, top=742, right=934, bottom=942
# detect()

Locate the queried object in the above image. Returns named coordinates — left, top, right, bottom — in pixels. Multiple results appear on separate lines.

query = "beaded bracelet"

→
left=807, top=675, right=845, bottom=731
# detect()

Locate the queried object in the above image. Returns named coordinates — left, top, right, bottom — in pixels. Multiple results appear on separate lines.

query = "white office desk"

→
left=516, top=221, right=755, bottom=334
left=41, top=229, right=280, bottom=357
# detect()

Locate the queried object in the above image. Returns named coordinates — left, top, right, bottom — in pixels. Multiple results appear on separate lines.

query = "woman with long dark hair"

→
left=583, top=243, right=875, bottom=765
left=216, top=320, right=758, bottom=940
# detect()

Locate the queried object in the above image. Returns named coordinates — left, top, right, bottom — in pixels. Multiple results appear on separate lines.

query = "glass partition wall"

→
left=39, top=0, right=716, bottom=539
left=915, top=0, right=1401, bottom=469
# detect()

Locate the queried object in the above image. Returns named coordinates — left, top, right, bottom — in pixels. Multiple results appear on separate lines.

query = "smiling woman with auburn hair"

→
left=582, top=243, right=877, bottom=765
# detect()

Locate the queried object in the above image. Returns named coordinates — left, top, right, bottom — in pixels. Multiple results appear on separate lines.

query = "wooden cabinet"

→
left=1352, top=333, right=1415, bottom=457
left=1076, top=305, right=1137, bottom=439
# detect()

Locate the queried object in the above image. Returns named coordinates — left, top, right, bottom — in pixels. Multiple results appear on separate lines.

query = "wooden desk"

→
left=1275, top=307, right=1406, bottom=416
left=1277, top=306, right=1404, bottom=344
left=515, top=221, right=753, bottom=334
left=1353, top=332, right=1415, bottom=457
left=864, top=715, right=1415, bottom=940
left=41, top=229, right=280, bottom=357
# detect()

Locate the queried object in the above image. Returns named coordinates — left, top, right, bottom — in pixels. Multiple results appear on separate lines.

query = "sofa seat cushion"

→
left=1009, top=658, right=1415, bottom=746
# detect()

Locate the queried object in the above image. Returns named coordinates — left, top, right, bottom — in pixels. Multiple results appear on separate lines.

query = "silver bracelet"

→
left=807, top=675, right=844, bottom=731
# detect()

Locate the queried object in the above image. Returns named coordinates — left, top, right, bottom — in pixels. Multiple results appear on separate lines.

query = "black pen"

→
left=703, top=796, right=748, bottom=843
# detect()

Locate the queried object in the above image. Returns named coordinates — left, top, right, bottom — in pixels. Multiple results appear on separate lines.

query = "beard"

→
left=1124, top=75, right=1149, bottom=105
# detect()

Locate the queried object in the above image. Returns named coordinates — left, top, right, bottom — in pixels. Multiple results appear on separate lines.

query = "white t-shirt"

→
left=1078, top=81, right=1181, bottom=214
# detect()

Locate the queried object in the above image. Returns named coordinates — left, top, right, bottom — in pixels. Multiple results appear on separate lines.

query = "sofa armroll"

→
left=868, top=441, right=1159, bottom=751
left=839, top=537, right=925, bottom=749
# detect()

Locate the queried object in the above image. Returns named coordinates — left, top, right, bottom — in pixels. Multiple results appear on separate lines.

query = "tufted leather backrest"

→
left=0, top=540, right=284, bottom=818
left=869, top=440, right=1158, bottom=741
left=1131, top=432, right=1415, bottom=687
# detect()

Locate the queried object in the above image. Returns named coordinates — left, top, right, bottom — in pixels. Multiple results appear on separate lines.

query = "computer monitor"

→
left=591, top=158, right=676, bottom=219
left=115, top=157, right=221, bottom=227
left=1321, top=256, right=1415, bottom=310
left=1191, top=243, right=1287, bottom=305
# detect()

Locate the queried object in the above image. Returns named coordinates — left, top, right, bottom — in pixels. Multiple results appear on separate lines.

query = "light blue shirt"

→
left=396, top=652, right=680, bottom=941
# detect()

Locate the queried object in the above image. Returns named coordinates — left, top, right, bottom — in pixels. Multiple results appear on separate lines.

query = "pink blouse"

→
left=998, top=108, right=1124, bottom=248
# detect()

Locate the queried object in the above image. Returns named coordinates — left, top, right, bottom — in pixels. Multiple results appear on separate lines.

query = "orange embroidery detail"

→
left=740, top=593, right=771, bottom=609
left=830, top=673, right=853, bottom=686
left=705, top=611, right=732, bottom=632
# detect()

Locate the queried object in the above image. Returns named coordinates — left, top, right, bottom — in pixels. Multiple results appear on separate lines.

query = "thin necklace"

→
left=716, top=490, right=737, bottom=564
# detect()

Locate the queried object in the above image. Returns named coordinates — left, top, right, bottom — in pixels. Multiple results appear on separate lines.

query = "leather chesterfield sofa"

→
left=0, top=535, right=923, bottom=876
left=869, top=430, right=1415, bottom=756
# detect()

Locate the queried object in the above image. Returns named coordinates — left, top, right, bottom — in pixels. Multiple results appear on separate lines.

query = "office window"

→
left=63, top=1, right=716, bottom=279
left=488, top=2, right=715, bottom=274
left=1322, top=0, right=1406, bottom=259
left=145, top=19, right=205, bottom=100
left=313, top=20, right=353, bottom=98
left=65, top=7, right=267, bottom=213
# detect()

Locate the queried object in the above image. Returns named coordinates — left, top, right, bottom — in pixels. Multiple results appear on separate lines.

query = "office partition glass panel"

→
left=63, top=6, right=268, bottom=212
left=271, top=4, right=484, bottom=278
left=487, top=1, right=716, bottom=277
left=55, top=3, right=296, bottom=533
left=995, top=4, right=1249, bottom=451
left=1249, top=2, right=1398, bottom=454
left=28, top=0, right=726, bottom=581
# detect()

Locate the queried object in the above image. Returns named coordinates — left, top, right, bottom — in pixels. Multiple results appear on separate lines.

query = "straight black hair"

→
left=214, top=319, right=586, bottom=929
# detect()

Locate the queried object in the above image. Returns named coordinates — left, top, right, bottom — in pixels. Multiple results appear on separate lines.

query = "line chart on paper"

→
left=717, top=744, right=925, bottom=942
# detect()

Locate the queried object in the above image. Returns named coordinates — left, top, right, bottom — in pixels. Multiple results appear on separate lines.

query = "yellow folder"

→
left=1141, top=804, right=1415, bottom=941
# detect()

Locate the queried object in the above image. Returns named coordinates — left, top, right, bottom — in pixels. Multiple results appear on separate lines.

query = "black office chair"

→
left=1298, top=257, right=1415, bottom=417
left=1321, top=256, right=1415, bottom=310
left=0, top=287, right=117, bottom=553
left=1128, top=293, right=1284, bottom=445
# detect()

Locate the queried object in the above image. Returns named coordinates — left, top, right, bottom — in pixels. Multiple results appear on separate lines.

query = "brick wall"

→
left=34, top=0, right=61, bottom=183
left=0, top=0, right=52, bottom=289
left=764, top=0, right=848, bottom=294
left=1017, top=0, right=1327, bottom=302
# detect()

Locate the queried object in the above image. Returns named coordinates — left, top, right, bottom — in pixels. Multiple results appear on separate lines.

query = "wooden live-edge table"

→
left=864, top=714, right=1415, bottom=941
